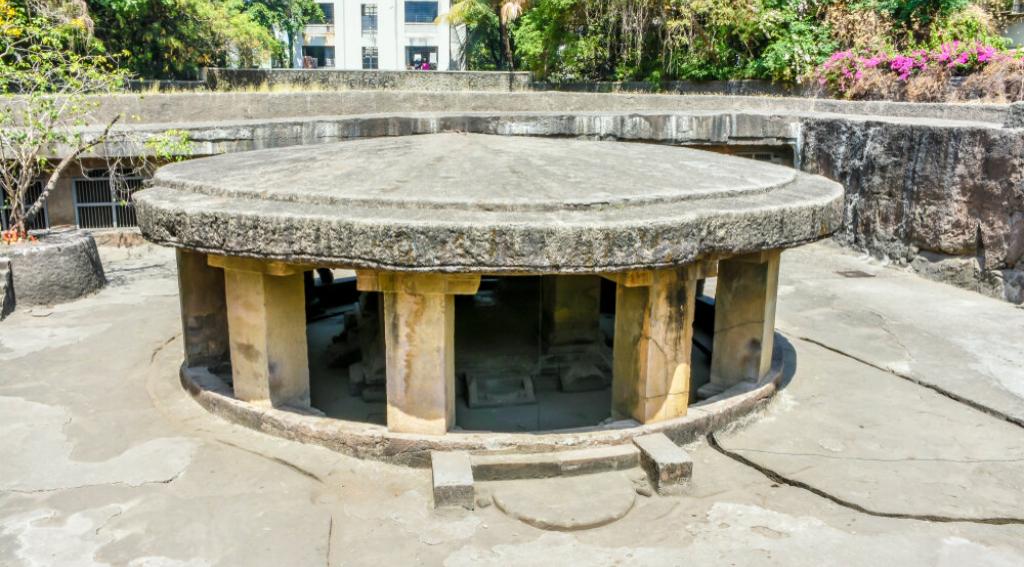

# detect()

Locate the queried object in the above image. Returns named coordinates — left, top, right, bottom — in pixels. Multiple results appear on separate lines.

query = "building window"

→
left=1, top=181, right=49, bottom=231
left=362, top=47, right=379, bottom=69
left=72, top=176, right=144, bottom=229
left=404, top=1, right=437, bottom=23
left=302, top=45, right=335, bottom=68
left=405, top=45, right=437, bottom=69
left=318, top=2, right=335, bottom=24
left=361, top=4, right=378, bottom=35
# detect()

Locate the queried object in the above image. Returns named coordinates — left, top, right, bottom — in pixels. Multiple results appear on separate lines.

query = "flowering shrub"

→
left=1, top=229, right=37, bottom=246
left=816, top=41, right=1024, bottom=101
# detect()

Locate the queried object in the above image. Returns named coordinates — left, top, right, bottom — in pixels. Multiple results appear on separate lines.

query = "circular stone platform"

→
left=3, top=228, right=106, bottom=307
left=137, top=133, right=842, bottom=273
left=138, top=130, right=843, bottom=467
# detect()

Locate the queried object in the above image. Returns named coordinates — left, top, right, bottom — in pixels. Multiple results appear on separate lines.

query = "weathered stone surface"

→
left=800, top=118, right=1024, bottom=303
left=705, top=250, right=780, bottom=397
left=633, top=433, right=693, bottom=495
left=177, top=347, right=786, bottom=467
left=175, top=249, right=229, bottom=368
left=136, top=133, right=843, bottom=273
left=48, top=91, right=1009, bottom=128
left=471, top=445, right=640, bottom=481
left=84, top=97, right=1013, bottom=303
left=1005, top=101, right=1024, bottom=128
left=491, top=472, right=637, bottom=531
left=431, top=451, right=474, bottom=509
left=0, top=257, right=13, bottom=320
left=221, top=263, right=310, bottom=408
left=3, top=228, right=105, bottom=306
left=612, top=266, right=698, bottom=423
left=202, top=68, right=532, bottom=92
left=103, top=99, right=1014, bottom=302
left=541, top=275, right=601, bottom=349
left=381, top=282, right=457, bottom=435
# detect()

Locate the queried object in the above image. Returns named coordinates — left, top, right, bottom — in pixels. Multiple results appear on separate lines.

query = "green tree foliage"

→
left=445, top=0, right=530, bottom=70
left=1, top=0, right=127, bottom=235
left=1, top=1, right=192, bottom=237
left=496, top=0, right=1007, bottom=83
left=447, top=0, right=504, bottom=70
left=89, top=0, right=278, bottom=79
left=244, top=0, right=324, bottom=68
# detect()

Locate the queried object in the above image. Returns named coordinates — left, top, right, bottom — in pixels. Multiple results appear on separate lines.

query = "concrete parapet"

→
left=202, top=68, right=532, bottom=93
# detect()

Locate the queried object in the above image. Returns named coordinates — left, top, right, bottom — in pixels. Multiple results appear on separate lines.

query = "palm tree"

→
left=445, top=0, right=529, bottom=71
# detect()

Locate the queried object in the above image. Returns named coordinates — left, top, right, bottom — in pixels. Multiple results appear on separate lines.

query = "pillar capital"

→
left=356, top=271, right=481, bottom=295
left=207, top=254, right=309, bottom=276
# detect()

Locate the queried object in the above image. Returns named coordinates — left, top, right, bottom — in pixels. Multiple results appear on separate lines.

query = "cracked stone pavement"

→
left=0, top=241, right=1022, bottom=566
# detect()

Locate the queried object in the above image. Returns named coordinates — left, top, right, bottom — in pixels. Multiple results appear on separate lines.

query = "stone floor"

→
left=1, top=241, right=1023, bottom=566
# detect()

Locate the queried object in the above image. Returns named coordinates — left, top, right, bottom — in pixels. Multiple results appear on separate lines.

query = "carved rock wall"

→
left=800, top=118, right=1024, bottom=303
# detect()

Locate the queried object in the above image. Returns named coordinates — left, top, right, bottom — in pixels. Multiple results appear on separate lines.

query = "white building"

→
left=293, top=1, right=465, bottom=71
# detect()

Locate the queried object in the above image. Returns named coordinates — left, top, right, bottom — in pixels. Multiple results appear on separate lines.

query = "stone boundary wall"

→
left=534, top=79, right=811, bottom=97
left=6, top=91, right=1021, bottom=302
left=71, top=91, right=1009, bottom=127
left=201, top=68, right=532, bottom=93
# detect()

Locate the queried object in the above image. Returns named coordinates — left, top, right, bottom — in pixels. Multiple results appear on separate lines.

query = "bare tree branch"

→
left=22, top=114, right=121, bottom=226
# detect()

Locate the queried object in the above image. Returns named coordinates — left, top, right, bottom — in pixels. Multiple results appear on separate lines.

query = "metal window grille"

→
left=1, top=181, right=50, bottom=231
left=736, top=151, right=786, bottom=166
left=362, top=4, right=378, bottom=35
left=72, top=177, right=144, bottom=229
left=362, top=46, right=379, bottom=69
left=404, top=1, right=437, bottom=23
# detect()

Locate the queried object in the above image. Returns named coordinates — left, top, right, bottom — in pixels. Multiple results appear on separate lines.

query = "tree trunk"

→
left=18, top=116, right=119, bottom=235
left=287, top=30, right=296, bottom=68
left=500, top=18, right=514, bottom=72
left=497, top=13, right=507, bottom=70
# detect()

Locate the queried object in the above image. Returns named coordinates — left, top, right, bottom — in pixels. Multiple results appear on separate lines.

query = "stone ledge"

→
left=432, top=451, right=475, bottom=510
left=175, top=335, right=787, bottom=471
left=471, top=445, right=639, bottom=481
left=634, top=433, right=694, bottom=495
left=55, top=91, right=1011, bottom=129
left=136, top=132, right=843, bottom=274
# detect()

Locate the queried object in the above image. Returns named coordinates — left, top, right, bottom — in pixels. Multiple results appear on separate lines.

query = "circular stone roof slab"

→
left=136, top=133, right=843, bottom=272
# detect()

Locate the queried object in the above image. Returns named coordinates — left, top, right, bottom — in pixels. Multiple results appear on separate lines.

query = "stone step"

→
left=470, top=444, right=640, bottom=481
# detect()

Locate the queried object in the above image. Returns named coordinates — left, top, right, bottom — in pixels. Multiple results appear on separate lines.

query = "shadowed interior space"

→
left=303, top=271, right=716, bottom=432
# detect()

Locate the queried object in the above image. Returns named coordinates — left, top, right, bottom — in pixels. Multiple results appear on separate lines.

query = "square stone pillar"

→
left=611, top=266, right=697, bottom=423
left=175, top=249, right=229, bottom=368
left=541, top=275, right=602, bottom=350
left=356, top=271, right=481, bottom=435
left=209, top=255, right=310, bottom=409
left=702, top=249, right=781, bottom=398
